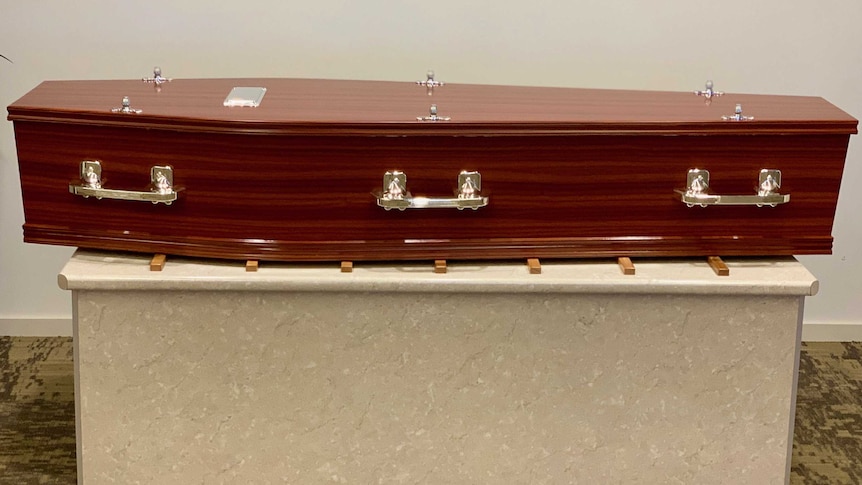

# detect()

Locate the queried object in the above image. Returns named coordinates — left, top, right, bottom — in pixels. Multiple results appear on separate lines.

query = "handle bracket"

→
left=676, top=169, right=789, bottom=208
left=70, top=160, right=182, bottom=205
left=376, top=170, right=488, bottom=211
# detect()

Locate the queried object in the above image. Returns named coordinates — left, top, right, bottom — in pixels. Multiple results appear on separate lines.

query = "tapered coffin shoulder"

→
left=7, top=77, right=858, bottom=262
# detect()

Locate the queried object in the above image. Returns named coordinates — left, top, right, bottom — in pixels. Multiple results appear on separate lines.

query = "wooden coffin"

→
left=7, top=76, right=857, bottom=261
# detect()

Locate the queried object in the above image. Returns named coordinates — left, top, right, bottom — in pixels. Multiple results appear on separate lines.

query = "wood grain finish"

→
left=707, top=256, right=731, bottom=276
left=149, top=254, right=166, bottom=272
left=8, top=78, right=857, bottom=133
left=7, top=78, right=857, bottom=261
left=618, top=257, right=636, bottom=276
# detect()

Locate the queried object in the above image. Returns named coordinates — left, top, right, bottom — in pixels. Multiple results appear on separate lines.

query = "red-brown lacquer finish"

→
left=8, top=78, right=857, bottom=261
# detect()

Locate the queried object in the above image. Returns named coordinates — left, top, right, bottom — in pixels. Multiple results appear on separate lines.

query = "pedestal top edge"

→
left=57, top=250, right=819, bottom=296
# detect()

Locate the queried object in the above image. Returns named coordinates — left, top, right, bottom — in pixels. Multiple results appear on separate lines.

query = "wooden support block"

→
left=434, top=259, right=447, bottom=274
left=707, top=256, right=730, bottom=276
left=149, top=254, right=167, bottom=272
left=618, top=257, right=636, bottom=275
left=341, top=261, right=353, bottom=273
left=246, top=260, right=259, bottom=272
left=527, top=258, right=542, bottom=274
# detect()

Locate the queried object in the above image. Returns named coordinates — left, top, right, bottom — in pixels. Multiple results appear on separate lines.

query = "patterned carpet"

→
left=0, top=338, right=76, bottom=484
left=792, top=342, right=862, bottom=484
left=0, top=337, right=860, bottom=484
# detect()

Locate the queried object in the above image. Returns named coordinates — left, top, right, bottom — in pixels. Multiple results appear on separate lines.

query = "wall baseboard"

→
left=0, top=318, right=73, bottom=337
left=801, top=321, right=862, bottom=342
left=2, top=318, right=860, bottom=341
left=5, top=318, right=862, bottom=342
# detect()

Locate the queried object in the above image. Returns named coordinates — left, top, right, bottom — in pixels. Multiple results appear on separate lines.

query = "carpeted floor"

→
left=0, top=337, right=860, bottom=484
left=791, top=342, right=862, bottom=484
left=0, top=338, right=76, bottom=484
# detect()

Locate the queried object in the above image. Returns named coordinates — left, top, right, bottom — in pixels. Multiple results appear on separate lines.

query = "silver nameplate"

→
left=223, top=87, right=267, bottom=107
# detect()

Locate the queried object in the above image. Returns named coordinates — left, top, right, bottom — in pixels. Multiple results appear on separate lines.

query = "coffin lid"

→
left=7, top=77, right=858, bottom=135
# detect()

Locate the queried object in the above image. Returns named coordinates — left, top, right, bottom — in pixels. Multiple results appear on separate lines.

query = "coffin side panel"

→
left=14, top=121, right=849, bottom=261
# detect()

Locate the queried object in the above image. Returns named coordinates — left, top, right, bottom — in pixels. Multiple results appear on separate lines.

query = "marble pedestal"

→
left=60, top=251, right=816, bottom=484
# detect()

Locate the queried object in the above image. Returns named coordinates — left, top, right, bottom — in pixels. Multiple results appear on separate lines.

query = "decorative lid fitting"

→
left=722, top=104, right=754, bottom=121
left=142, top=66, right=171, bottom=85
left=111, top=96, right=142, bottom=114
left=417, top=104, right=450, bottom=122
left=694, top=80, right=724, bottom=100
left=416, top=70, right=444, bottom=95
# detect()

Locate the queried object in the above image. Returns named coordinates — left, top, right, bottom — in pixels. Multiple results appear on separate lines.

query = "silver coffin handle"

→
left=69, top=160, right=182, bottom=205
left=676, top=169, right=790, bottom=208
left=376, top=170, right=489, bottom=211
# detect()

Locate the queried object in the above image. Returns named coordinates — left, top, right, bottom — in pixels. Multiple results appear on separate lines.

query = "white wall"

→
left=1, top=1, right=861, bottom=334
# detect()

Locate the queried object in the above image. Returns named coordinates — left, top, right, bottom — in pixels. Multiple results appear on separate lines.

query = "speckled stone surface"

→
left=62, top=251, right=816, bottom=484
left=4, top=338, right=860, bottom=484
left=59, top=250, right=819, bottom=296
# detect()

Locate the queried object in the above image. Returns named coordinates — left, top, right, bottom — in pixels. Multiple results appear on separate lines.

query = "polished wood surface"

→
left=8, top=77, right=858, bottom=261
left=8, top=78, right=857, bottom=134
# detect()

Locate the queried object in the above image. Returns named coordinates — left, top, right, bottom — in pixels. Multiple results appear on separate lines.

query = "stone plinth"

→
left=60, top=251, right=815, bottom=484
